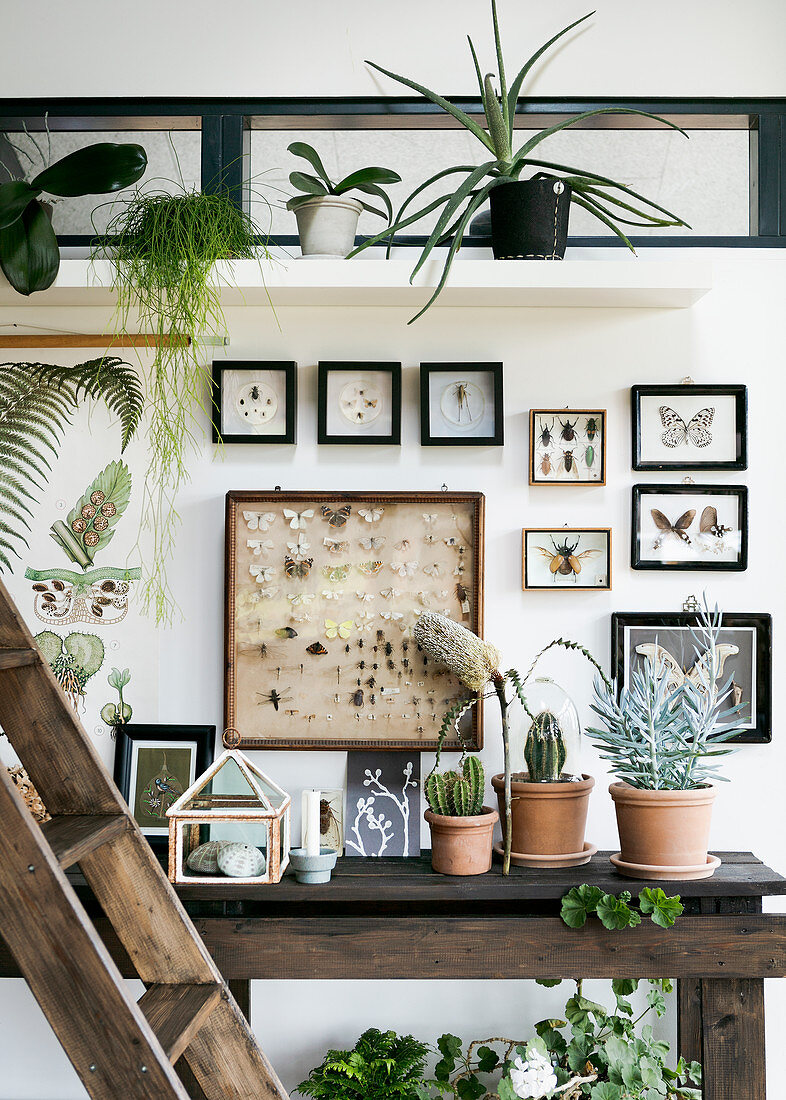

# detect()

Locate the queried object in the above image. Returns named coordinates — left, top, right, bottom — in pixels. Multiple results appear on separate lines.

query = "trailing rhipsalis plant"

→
left=425, top=755, right=485, bottom=817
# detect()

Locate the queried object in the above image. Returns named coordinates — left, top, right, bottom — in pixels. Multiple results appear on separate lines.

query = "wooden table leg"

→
left=701, top=978, right=766, bottom=1100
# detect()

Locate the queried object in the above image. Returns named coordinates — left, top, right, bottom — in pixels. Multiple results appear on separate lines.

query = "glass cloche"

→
left=514, top=677, right=582, bottom=782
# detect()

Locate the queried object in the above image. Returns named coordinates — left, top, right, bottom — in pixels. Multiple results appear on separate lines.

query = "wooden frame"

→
left=631, top=484, right=748, bottom=571
left=420, top=363, right=504, bottom=446
left=529, top=409, right=606, bottom=485
left=211, top=360, right=297, bottom=444
left=113, top=724, right=215, bottom=852
left=631, top=384, right=748, bottom=471
left=522, top=527, right=612, bottom=590
left=225, top=489, right=485, bottom=750
left=611, top=611, right=772, bottom=744
left=318, top=361, right=401, bottom=445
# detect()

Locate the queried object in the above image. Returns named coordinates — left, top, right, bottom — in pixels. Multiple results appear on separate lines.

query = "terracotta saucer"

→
left=610, top=852, right=721, bottom=881
left=492, top=841, right=597, bottom=869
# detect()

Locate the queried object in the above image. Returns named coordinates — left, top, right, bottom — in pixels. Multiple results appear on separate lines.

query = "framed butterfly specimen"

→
left=522, top=528, right=611, bottom=590
left=225, top=490, right=484, bottom=750
left=211, top=361, right=297, bottom=445
left=529, top=409, right=606, bottom=485
left=631, top=384, right=747, bottom=471
left=631, top=484, right=748, bottom=571
left=318, top=362, right=402, bottom=445
left=611, top=611, right=772, bottom=743
left=420, top=363, right=504, bottom=446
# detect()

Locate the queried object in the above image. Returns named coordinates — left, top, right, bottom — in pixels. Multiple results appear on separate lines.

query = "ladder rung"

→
left=40, top=814, right=130, bottom=869
left=0, top=648, right=38, bottom=670
left=139, top=983, right=223, bottom=1064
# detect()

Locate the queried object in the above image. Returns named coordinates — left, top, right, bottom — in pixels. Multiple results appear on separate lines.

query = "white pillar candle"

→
left=302, top=789, right=321, bottom=857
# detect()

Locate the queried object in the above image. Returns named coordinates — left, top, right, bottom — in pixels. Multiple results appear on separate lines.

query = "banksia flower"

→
left=414, top=612, right=500, bottom=692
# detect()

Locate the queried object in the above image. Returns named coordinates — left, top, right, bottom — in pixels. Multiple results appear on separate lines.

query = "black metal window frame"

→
left=1, top=96, right=784, bottom=249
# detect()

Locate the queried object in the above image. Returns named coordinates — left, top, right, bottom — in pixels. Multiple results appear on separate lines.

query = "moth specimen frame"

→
left=611, top=611, right=772, bottom=744
left=521, top=527, right=612, bottom=590
left=529, top=408, right=606, bottom=485
left=631, top=384, right=747, bottom=471
left=631, top=484, right=748, bottom=572
left=211, top=360, right=297, bottom=444
left=420, top=362, right=504, bottom=446
left=318, top=361, right=402, bottom=445
left=224, top=489, right=485, bottom=750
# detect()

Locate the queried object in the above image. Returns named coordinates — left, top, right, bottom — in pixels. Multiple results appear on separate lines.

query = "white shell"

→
left=216, top=842, right=266, bottom=878
left=186, top=840, right=224, bottom=874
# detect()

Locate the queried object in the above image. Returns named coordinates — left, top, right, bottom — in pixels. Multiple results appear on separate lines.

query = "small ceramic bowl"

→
left=289, top=846, right=338, bottom=884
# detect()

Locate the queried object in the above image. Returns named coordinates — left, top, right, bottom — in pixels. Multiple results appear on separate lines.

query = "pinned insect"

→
left=659, top=406, right=715, bottom=449
left=557, top=450, right=579, bottom=479
left=322, top=564, right=350, bottom=582
left=585, top=416, right=600, bottom=441
left=449, top=381, right=477, bottom=424
left=352, top=688, right=365, bottom=707
left=650, top=508, right=696, bottom=550
left=306, top=642, right=328, bottom=655
left=275, top=626, right=298, bottom=639
left=700, top=505, right=733, bottom=540
left=284, top=556, right=313, bottom=580
left=535, top=535, right=602, bottom=582
left=537, top=417, right=555, bottom=448
left=539, top=452, right=552, bottom=477
left=559, top=416, right=579, bottom=442
left=321, top=505, right=352, bottom=528
left=256, top=687, right=291, bottom=711
left=585, top=444, right=595, bottom=469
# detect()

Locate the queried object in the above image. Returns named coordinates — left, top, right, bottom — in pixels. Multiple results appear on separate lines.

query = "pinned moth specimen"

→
left=394, top=539, right=411, bottom=551
left=559, top=416, right=579, bottom=442
left=390, top=561, right=418, bottom=577
left=356, top=591, right=375, bottom=603
left=357, top=560, right=383, bottom=576
left=380, top=587, right=401, bottom=600
left=325, top=619, right=353, bottom=640
left=322, top=564, right=350, bottom=582
left=650, top=508, right=696, bottom=550
left=355, top=611, right=376, bottom=632
left=249, top=563, right=276, bottom=584
left=696, top=505, right=735, bottom=554
left=358, top=536, right=386, bottom=551
left=288, top=592, right=316, bottom=607
left=286, top=533, right=311, bottom=560
left=306, top=642, right=328, bottom=656
left=284, top=556, right=313, bottom=580
left=634, top=641, right=742, bottom=704
left=257, top=687, right=291, bottom=711
left=247, top=538, right=274, bottom=556
left=358, top=507, right=384, bottom=524
left=243, top=510, right=275, bottom=532
left=275, top=626, right=298, bottom=639
left=456, top=582, right=471, bottom=615
left=535, top=535, right=602, bottom=582
left=423, top=563, right=442, bottom=577
left=321, top=505, right=352, bottom=528
left=283, top=508, right=314, bottom=529
left=322, top=588, right=344, bottom=600
left=323, top=536, right=349, bottom=554
left=659, top=406, right=715, bottom=449
left=422, top=513, right=438, bottom=525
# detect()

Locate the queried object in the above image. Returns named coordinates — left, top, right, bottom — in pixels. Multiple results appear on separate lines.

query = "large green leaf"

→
left=349, top=181, right=394, bottom=223
left=513, top=108, right=686, bottom=165
left=0, top=200, right=59, bottom=295
left=64, top=459, right=132, bottom=566
left=0, top=179, right=37, bottom=229
left=31, top=142, right=147, bottom=197
left=506, top=13, right=594, bottom=121
left=335, top=166, right=401, bottom=192
left=287, top=141, right=334, bottom=188
left=288, top=171, right=329, bottom=197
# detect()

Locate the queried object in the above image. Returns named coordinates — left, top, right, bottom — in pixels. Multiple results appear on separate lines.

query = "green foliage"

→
left=352, top=2, right=689, bottom=320
left=48, top=459, right=132, bottom=569
left=524, top=710, right=567, bottom=781
left=101, top=666, right=133, bottom=726
left=587, top=602, right=743, bottom=789
left=297, top=1028, right=430, bottom=1100
left=0, top=358, right=143, bottom=571
left=35, top=630, right=105, bottom=706
left=425, top=755, right=485, bottom=817
left=286, top=141, right=401, bottom=222
left=561, top=885, right=684, bottom=931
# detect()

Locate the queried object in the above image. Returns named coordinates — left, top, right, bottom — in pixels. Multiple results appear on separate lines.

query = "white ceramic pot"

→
left=294, top=195, right=363, bottom=258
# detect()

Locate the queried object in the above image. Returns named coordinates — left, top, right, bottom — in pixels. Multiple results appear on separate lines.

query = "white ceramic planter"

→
left=294, top=195, right=363, bottom=258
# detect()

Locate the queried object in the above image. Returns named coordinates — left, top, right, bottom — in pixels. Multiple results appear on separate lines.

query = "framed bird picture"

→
left=522, top=527, right=611, bottom=590
left=631, top=384, right=747, bottom=471
left=631, top=484, right=748, bottom=571
left=113, top=724, right=215, bottom=851
left=224, top=489, right=485, bottom=750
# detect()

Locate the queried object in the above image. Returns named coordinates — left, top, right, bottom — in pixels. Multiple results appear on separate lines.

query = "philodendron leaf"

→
left=560, top=883, right=605, bottom=928
left=638, top=887, right=684, bottom=928
left=31, top=142, right=147, bottom=197
left=596, top=893, right=642, bottom=931
left=0, top=199, right=59, bottom=295
left=0, top=179, right=37, bottom=229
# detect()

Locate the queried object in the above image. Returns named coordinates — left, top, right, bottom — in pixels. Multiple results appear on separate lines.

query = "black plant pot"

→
left=489, top=179, right=571, bottom=260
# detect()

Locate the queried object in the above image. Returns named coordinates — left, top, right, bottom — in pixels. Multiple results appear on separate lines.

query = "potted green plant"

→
left=587, top=604, right=742, bottom=880
left=424, top=754, right=498, bottom=876
left=286, top=141, right=401, bottom=257
left=298, top=1028, right=430, bottom=1100
left=351, top=2, right=689, bottom=321
left=0, top=140, right=147, bottom=294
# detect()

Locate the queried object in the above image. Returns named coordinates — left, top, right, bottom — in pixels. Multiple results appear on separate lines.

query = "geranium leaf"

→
left=561, top=883, right=604, bottom=927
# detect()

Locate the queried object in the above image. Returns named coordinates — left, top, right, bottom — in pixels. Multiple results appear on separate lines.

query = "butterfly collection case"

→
left=631, top=384, right=747, bottom=471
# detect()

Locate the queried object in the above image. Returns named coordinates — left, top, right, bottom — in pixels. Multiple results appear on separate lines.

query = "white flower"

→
left=509, top=1050, right=557, bottom=1099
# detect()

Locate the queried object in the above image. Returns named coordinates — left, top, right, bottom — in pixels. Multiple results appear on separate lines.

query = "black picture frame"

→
left=631, top=384, right=748, bottom=471
left=113, top=724, right=215, bottom=851
left=631, top=484, right=748, bottom=571
left=211, top=361, right=297, bottom=444
left=611, top=612, right=772, bottom=744
left=420, top=363, right=504, bottom=446
left=318, top=361, right=402, bottom=445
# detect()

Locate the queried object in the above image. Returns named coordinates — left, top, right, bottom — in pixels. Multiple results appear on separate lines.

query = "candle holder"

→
left=289, top=846, right=338, bottom=884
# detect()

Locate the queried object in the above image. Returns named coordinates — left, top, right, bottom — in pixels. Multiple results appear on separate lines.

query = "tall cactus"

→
left=524, top=710, right=566, bottom=781
left=425, top=756, right=486, bottom=816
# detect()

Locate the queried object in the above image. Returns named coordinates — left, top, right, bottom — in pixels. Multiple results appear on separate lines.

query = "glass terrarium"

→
left=515, top=678, right=582, bottom=781
left=166, top=747, right=290, bottom=884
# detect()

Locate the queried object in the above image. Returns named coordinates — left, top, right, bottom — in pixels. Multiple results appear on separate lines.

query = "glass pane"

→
left=249, top=125, right=749, bottom=239
left=0, top=128, right=200, bottom=235
left=179, top=821, right=270, bottom=879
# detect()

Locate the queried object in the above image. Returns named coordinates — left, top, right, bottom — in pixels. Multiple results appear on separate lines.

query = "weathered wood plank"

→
left=0, top=647, right=37, bottom=669
left=41, top=814, right=129, bottom=869
left=701, top=979, right=766, bottom=1100
left=183, top=994, right=288, bottom=1100
left=138, top=983, right=222, bottom=1064
left=676, top=978, right=703, bottom=1068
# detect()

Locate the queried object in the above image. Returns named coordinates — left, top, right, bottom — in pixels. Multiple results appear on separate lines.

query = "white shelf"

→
left=0, top=257, right=712, bottom=310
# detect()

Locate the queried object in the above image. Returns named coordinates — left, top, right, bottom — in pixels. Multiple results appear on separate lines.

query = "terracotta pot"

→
left=492, top=773, right=595, bottom=867
left=609, top=782, right=718, bottom=880
left=293, top=195, right=363, bottom=257
left=425, top=806, right=498, bottom=876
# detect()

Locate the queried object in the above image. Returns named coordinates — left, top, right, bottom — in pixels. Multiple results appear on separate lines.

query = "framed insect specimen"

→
left=420, top=363, right=504, bottom=446
left=529, top=409, right=606, bottom=485
left=211, top=361, right=297, bottom=444
left=225, top=489, right=485, bottom=750
left=522, top=527, right=611, bottom=590
left=612, top=612, right=772, bottom=744
left=318, top=361, right=402, bottom=445
left=113, top=724, right=215, bottom=852
left=631, top=384, right=747, bottom=471
left=631, top=484, right=748, bottom=571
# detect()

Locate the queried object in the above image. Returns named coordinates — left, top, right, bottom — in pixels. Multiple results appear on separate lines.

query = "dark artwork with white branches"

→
left=346, top=752, right=421, bottom=857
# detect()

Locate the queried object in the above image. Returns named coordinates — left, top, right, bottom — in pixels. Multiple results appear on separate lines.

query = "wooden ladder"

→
left=0, top=578, right=289, bottom=1100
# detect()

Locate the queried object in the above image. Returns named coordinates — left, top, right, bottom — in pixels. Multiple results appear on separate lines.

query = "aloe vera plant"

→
left=352, top=2, right=689, bottom=321
left=425, top=755, right=485, bottom=817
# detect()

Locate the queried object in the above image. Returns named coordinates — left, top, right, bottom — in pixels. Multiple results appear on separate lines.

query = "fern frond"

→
left=0, top=359, right=144, bottom=573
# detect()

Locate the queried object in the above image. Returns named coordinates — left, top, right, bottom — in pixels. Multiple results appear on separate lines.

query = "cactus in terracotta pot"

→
left=425, top=756, right=485, bottom=817
left=524, top=711, right=567, bottom=782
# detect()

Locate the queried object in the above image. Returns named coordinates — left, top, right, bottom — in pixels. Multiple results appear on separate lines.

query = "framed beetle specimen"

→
left=224, top=489, right=485, bottom=750
left=612, top=611, right=772, bottom=744
left=631, top=484, right=747, bottom=571
left=318, top=362, right=401, bottom=445
left=631, top=384, right=747, bottom=471
left=211, top=361, right=297, bottom=444
left=420, top=363, right=504, bottom=446
left=522, top=527, right=611, bottom=590
left=529, top=409, right=606, bottom=484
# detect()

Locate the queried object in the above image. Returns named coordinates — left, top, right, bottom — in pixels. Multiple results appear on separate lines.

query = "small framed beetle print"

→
left=631, top=484, right=748, bottom=571
left=212, top=361, right=297, bottom=444
left=529, top=409, right=606, bottom=484
left=318, top=362, right=402, bottom=445
left=420, top=363, right=504, bottom=446
left=522, top=527, right=612, bottom=590
left=631, top=384, right=747, bottom=471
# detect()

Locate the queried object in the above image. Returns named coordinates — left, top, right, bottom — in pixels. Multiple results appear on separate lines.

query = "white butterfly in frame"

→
left=249, top=564, right=276, bottom=584
left=247, top=539, right=274, bottom=556
left=283, top=508, right=315, bottom=530
left=244, top=511, right=276, bottom=532
left=356, top=591, right=375, bottom=603
left=390, top=561, right=418, bottom=577
left=288, top=592, right=316, bottom=607
left=358, top=507, right=384, bottom=524
left=659, top=406, right=715, bottom=449
left=380, top=610, right=404, bottom=628
left=322, top=589, right=344, bottom=601
left=287, top=534, right=311, bottom=560
left=423, top=563, right=442, bottom=577
left=358, top=536, right=386, bottom=551
left=634, top=642, right=741, bottom=698
left=423, top=513, right=438, bottom=525
left=395, top=539, right=411, bottom=551
left=380, top=587, right=401, bottom=600
left=256, top=586, right=279, bottom=600
left=355, top=611, right=376, bottom=631
left=323, top=536, right=349, bottom=554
